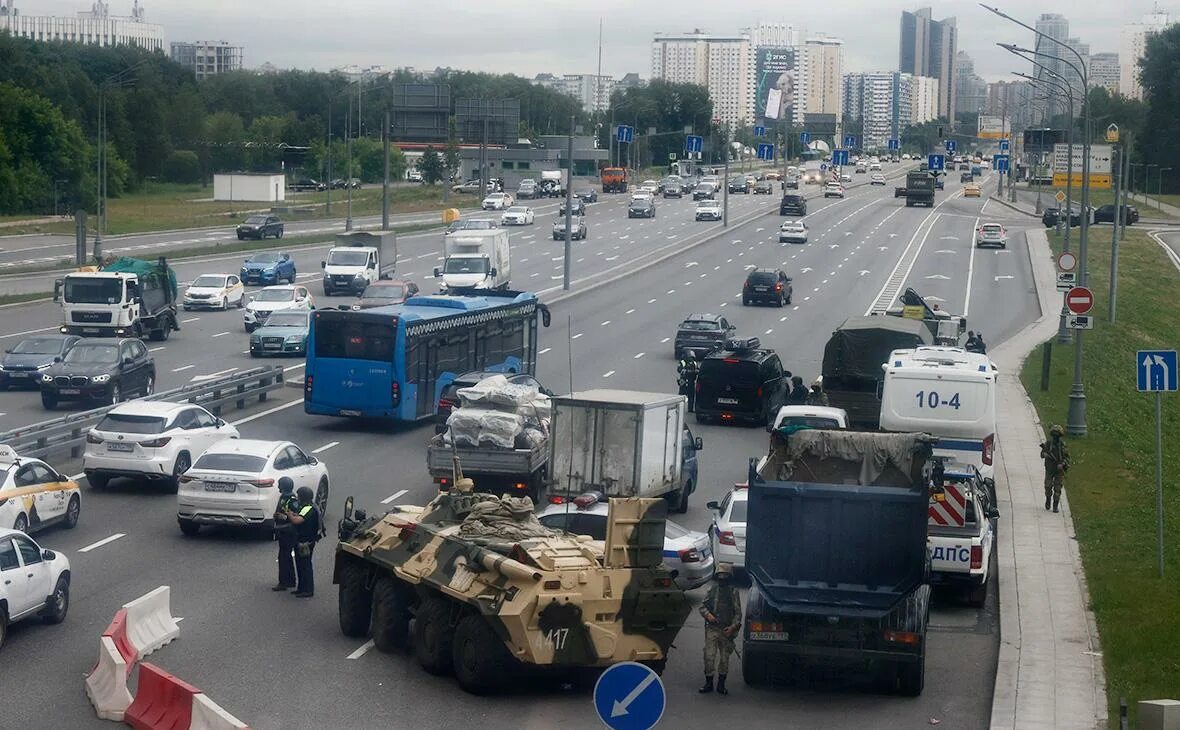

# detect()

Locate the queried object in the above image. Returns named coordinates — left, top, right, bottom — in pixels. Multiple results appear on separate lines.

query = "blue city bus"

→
left=303, top=290, right=550, bottom=421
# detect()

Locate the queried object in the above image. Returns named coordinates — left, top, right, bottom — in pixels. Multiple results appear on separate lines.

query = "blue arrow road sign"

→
left=888, top=138, right=900, bottom=150
left=757, top=143, right=774, bottom=160
left=616, top=125, right=633, bottom=144
left=993, top=155, right=1010, bottom=173
left=820, top=163, right=828, bottom=172
left=1138, top=350, right=1178, bottom=392
left=944, top=139, right=957, bottom=153
left=832, top=149, right=849, bottom=167
left=843, top=135, right=857, bottom=148
left=594, top=662, right=666, bottom=730
left=754, top=125, right=767, bottom=137
left=799, top=131, right=811, bottom=144
left=999, top=139, right=1010, bottom=152
left=928, top=154, right=945, bottom=171
left=684, top=135, right=703, bottom=153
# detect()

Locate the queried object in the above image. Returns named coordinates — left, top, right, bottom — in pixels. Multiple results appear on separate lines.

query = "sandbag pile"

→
left=444, top=374, right=551, bottom=449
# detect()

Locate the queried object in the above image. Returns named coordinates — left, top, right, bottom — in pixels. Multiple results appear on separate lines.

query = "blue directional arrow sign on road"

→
left=832, top=149, right=850, bottom=167
left=1138, top=350, right=1178, bottom=392
left=993, top=155, right=1010, bottom=173
left=753, top=125, right=767, bottom=137
left=928, top=154, right=945, bottom=172
left=757, top=143, right=775, bottom=160
left=999, top=139, right=1010, bottom=152
left=799, top=131, right=811, bottom=144
left=944, top=139, right=957, bottom=153
left=844, top=135, right=857, bottom=149
left=684, top=135, right=703, bottom=153
left=594, top=662, right=665, bottom=730
left=888, top=138, right=900, bottom=150
left=616, top=125, right=633, bottom=144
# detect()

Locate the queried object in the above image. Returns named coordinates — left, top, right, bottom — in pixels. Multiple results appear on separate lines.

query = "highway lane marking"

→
left=625, top=309, right=635, bottom=314
left=648, top=298, right=657, bottom=304
left=181, top=317, right=199, bottom=323
left=211, top=332, right=230, bottom=338
left=381, top=490, right=408, bottom=505
left=603, top=370, right=615, bottom=378
left=0, top=325, right=57, bottom=340
left=78, top=533, right=125, bottom=553
left=963, top=216, right=981, bottom=318
left=661, top=337, right=670, bottom=343
left=765, top=329, right=773, bottom=335
left=172, top=365, right=195, bottom=372
left=634, top=352, right=645, bottom=359
left=312, top=441, right=339, bottom=454
left=347, top=640, right=376, bottom=660
left=572, top=333, right=583, bottom=339
left=230, top=397, right=304, bottom=426
left=600, top=320, right=611, bottom=326
left=539, top=347, right=551, bottom=355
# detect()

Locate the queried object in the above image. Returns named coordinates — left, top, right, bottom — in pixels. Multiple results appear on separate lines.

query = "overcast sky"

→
left=26, top=1, right=1164, bottom=82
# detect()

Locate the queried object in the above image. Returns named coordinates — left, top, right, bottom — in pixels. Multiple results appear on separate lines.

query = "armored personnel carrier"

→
left=333, top=469, right=692, bottom=694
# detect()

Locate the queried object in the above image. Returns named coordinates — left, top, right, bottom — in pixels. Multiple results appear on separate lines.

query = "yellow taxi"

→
left=0, top=446, right=81, bottom=534
left=964, top=182, right=982, bottom=198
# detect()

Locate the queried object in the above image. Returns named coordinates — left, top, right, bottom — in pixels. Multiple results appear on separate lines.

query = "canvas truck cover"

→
left=102, top=257, right=179, bottom=298
left=822, top=316, right=931, bottom=381
left=745, top=430, right=934, bottom=616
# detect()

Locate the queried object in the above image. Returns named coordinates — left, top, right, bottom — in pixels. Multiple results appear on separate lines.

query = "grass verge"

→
left=1020, top=228, right=1180, bottom=726
left=0, top=291, right=53, bottom=306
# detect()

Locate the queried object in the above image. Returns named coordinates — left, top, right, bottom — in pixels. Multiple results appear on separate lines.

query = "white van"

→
left=879, top=347, right=997, bottom=477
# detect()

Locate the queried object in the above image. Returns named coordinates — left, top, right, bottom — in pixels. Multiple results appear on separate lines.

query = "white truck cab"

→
left=320, top=231, right=398, bottom=296
left=434, top=228, right=511, bottom=292
left=53, top=258, right=178, bottom=341
left=879, top=346, right=998, bottom=478
left=927, top=460, right=999, bottom=606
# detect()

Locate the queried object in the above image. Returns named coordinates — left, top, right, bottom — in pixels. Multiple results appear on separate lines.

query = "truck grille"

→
left=72, top=311, right=113, bottom=323
left=54, top=375, right=90, bottom=386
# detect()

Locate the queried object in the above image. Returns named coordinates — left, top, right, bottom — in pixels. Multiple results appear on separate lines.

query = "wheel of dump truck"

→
left=452, top=614, right=514, bottom=695
left=337, top=561, right=373, bottom=638
left=413, top=594, right=455, bottom=675
left=898, top=652, right=925, bottom=696
left=742, top=650, right=769, bottom=687
left=371, top=576, right=412, bottom=652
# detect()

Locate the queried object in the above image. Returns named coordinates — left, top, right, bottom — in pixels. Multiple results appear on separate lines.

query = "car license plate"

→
left=754, top=286, right=768, bottom=292
left=717, top=397, right=739, bottom=405
left=340, top=409, right=362, bottom=417
left=9, top=372, right=28, bottom=378
left=265, top=344, right=281, bottom=349
left=59, top=388, right=80, bottom=395
left=83, top=328, right=100, bottom=334
left=107, top=443, right=133, bottom=452
left=748, top=631, right=788, bottom=641
left=203, top=482, right=237, bottom=492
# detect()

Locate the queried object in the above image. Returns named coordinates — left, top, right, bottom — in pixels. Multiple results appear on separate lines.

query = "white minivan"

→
left=879, top=347, right=997, bottom=478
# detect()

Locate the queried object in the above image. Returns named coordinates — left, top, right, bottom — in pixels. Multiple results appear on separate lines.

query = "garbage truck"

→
left=53, top=257, right=180, bottom=340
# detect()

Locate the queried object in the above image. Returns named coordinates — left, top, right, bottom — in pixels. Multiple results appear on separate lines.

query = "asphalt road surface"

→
left=0, top=165, right=1037, bottom=729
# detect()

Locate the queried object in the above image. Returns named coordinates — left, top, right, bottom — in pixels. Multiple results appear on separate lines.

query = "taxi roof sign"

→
left=0, top=444, right=19, bottom=466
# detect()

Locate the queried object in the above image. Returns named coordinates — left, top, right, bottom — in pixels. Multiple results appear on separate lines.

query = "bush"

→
left=162, top=150, right=202, bottom=184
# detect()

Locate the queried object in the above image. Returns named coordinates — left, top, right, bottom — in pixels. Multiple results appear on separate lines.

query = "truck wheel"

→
left=742, top=650, right=769, bottom=687
left=672, top=480, right=692, bottom=514
left=337, top=560, right=373, bottom=638
left=898, top=653, right=925, bottom=696
left=413, top=594, right=455, bottom=675
left=451, top=614, right=514, bottom=694
left=371, top=576, right=412, bottom=652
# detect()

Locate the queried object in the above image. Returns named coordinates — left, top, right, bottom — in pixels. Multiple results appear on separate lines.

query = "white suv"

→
left=176, top=439, right=329, bottom=536
left=0, top=528, right=70, bottom=649
left=83, top=402, right=240, bottom=491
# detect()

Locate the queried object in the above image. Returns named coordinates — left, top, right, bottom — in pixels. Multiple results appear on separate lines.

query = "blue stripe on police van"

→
left=937, top=439, right=984, bottom=452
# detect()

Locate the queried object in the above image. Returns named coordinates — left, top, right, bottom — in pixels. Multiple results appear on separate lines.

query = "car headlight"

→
left=41, top=374, right=53, bottom=383
left=36, top=363, right=52, bottom=370
left=286, top=334, right=306, bottom=343
left=250, top=334, right=261, bottom=343
left=91, top=374, right=111, bottom=383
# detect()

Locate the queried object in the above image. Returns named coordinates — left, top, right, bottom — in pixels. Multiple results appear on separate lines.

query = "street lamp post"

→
left=54, top=179, right=68, bottom=218
left=1158, top=167, right=1172, bottom=209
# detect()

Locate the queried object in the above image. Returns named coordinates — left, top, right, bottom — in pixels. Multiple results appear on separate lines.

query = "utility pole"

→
left=345, top=100, right=353, bottom=232
left=1119, top=134, right=1131, bottom=241
left=382, top=109, right=390, bottom=231
left=722, top=123, right=730, bottom=228
left=326, top=97, right=333, bottom=216
left=562, top=116, right=574, bottom=291
left=94, top=88, right=104, bottom=260
left=1109, top=143, right=1120, bottom=322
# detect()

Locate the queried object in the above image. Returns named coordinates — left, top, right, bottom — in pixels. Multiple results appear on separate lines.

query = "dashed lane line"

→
left=78, top=533, right=125, bottom=553
left=381, top=489, right=408, bottom=505
left=347, top=640, right=376, bottom=660
left=312, top=441, right=339, bottom=454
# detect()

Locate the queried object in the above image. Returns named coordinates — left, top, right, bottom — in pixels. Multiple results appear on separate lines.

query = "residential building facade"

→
left=1089, top=52, right=1119, bottom=95
left=954, top=50, right=988, bottom=116
left=0, top=0, right=163, bottom=52
left=532, top=74, right=615, bottom=113
left=170, top=41, right=243, bottom=80
left=911, top=75, right=939, bottom=124
left=899, top=7, right=957, bottom=120
left=804, top=35, right=844, bottom=121
left=844, top=71, right=913, bottom=150
left=651, top=31, right=751, bottom=127
left=1121, top=12, right=1173, bottom=100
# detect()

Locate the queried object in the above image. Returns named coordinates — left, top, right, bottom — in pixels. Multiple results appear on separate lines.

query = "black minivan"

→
left=779, top=194, right=807, bottom=216
left=694, top=338, right=789, bottom=426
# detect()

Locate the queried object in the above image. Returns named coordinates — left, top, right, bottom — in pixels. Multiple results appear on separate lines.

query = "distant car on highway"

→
left=481, top=192, right=514, bottom=210
left=444, top=218, right=498, bottom=236
left=1041, top=206, right=1090, bottom=228
left=742, top=268, right=793, bottom=307
left=628, top=198, right=656, bottom=218
left=824, top=183, right=846, bottom=198
left=870, top=173, right=887, bottom=185
left=779, top=194, right=807, bottom=216
left=674, top=313, right=735, bottom=359
left=778, top=221, right=808, bottom=244
left=696, top=200, right=722, bottom=221
left=406, top=169, right=423, bottom=183
left=753, top=179, right=774, bottom=195
left=183, top=274, right=245, bottom=311
left=250, top=310, right=312, bottom=357
left=289, top=179, right=326, bottom=192
left=727, top=176, right=749, bottom=194
left=0, top=446, right=81, bottom=534
left=558, top=198, right=586, bottom=217
left=500, top=206, right=535, bottom=226
left=552, top=216, right=587, bottom=240
left=243, top=285, right=314, bottom=333
left=693, top=183, right=718, bottom=200
left=236, top=215, right=284, bottom=241
left=516, top=179, right=538, bottom=199
left=352, top=280, right=419, bottom=310
left=963, top=182, right=982, bottom=198
left=0, top=527, right=71, bottom=648
left=839, top=172, right=853, bottom=183
left=39, top=339, right=155, bottom=409
left=1093, top=204, right=1139, bottom=225
left=0, top=335, right=79, bottom=391
left=574, top=189, right=599, bottom=204
left=240, top=252, right=296, bottom=285
left=975, top=222, right=1008, bottom=249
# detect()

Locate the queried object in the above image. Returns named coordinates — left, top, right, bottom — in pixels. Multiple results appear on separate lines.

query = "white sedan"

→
left=481, top=192, right=514, bottom=210
left=500, top=206, right=535, bottom=225
left=778, top=221, right=808, bottom=243
left=183, top=274, right=245, bottom=311
left=870, top=173, right=887, bottom=186
left=824, top=183, right=846, bottom=198
left=0, top=446, right=81, bottom=533
left=0, top=527, right=70, bottom=648
left=706, top=486, right=748, bottom=571
left=176, top=439, right=329, bottom=536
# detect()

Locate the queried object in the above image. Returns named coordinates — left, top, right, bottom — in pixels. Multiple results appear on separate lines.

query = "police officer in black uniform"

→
left=285, top=486, right=321, bottom=598
left=271, top=478, right=299, bottom=592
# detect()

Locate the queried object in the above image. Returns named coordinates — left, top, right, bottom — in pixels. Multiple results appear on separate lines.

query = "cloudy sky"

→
left=24, top=0, right=1162, bottom=81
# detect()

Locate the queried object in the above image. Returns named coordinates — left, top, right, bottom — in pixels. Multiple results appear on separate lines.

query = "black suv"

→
left=1093, top=204, right=1139, bottom=225
left=695, top=337, right=789, bottom=426
left=236, top=214, right=284, bottom=240
left=779, top=194, right=807, bottom=216
left=742, top=268, right=793, bottom=307
left=960, top=172, right=973, bottom=183
left=693, top=183, right=718, bottom=201
left=727, top=177, right=749, bottom=194
left=674, top=313, right=736, bottom=359
left=628, top=198, right=656, bottom=218
left=39, top=338, right=155, bottom=409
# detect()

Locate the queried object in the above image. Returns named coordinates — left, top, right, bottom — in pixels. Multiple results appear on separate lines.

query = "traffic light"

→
left=937, top=126, right=944, bottom=138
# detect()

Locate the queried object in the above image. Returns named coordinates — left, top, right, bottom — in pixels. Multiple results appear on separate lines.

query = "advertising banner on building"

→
left=1052, top=143, right=1113, bottom=189
left=755, top=47, right=796, bottom=125
left=977, top=115, right=1009, bottom=139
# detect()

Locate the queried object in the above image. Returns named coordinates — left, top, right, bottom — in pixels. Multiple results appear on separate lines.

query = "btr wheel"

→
left=413, top=595, right=455, bottom=675
left=451, top=614, right=515, bottom=694
left=337, top=560, right=373, bottom=638
left=371, top=576, right=412, bottom=652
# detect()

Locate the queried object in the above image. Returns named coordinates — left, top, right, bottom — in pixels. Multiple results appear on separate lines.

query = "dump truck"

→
left=601, top=167, right=628, bottom=193
left=741, top=430, right=935, bottom=695
left=334, top=477, right=692, bottom=694
left=820, top=316, right=932, bottom=429
left=53, top=256, right=179, bottom=340
left=904, top=171, right=935, bottom=207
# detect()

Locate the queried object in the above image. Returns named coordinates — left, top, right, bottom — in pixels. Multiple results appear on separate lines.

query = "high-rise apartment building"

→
left=746, top=22, right=807, bottom=126
left=899, top=8, right=957, bottom=120
left=954, top=50, right=988, bottom=116
left=911, top=75, right=939, bottom=124
left=1032, top=14, right=1070, bottom=87
left=651, top=31, right=750, bottom=127
left=170, top=41, right=243, bottom=80
left=1089, top=52, right=1120, bottom=95
left=843, top=72, right=913, bottom=149
left=532, top=74, right=615, bottom=113
left=986, top=80, right=1036, bottom=133
left=1121, top=12, right=1173, bottom=100
left=0, top=0, right=163, bottom=52
left=804, top=35, right=844, bottom=121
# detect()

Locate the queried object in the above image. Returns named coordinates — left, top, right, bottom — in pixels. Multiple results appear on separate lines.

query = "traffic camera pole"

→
left=382, top=110, right=391, bottom=231
left=563, top=117, right=574, bottom=291
left=722, top=125, right=730, bottom=228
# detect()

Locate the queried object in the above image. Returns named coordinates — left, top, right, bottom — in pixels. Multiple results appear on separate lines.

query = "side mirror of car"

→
left=433, top=268, right=441, bottom=278
left=216, top=418, right=226, bottom=427
left=489, top=268, right=497, bottom=277
left=53, top=356, right=63, bottom=363
left=53, top=279, right=63, bottom=302
left=987, top=507, right=1001, bottom=520
left=320, top=261, right=326, bottom=269
left=307, top=456, right=318, bottom=466
left=694, top=437, right=703, bottom=451
left=42, top=549, right=56, bottom=561
left=705, top=500, right=720, bottom=511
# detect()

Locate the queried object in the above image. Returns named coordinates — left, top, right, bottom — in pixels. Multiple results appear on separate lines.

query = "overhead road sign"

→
left=888, top=138, right=900, bottom=150
left=927, top=154, right=945, bottom=172
left=753, top=126, right=767, bottom=138
left=944, top=139, right=957, bottom=153
left=594, top=662, right=666, bottom=730
left=993, top=155, right=1010, bottom=173
left=844, top=135, right=857, bottom=149
left=999, top=139, right=1010, bottom=153
left=1139, top=350, right=1178, bottom=393
left=684, top=135, right=703, bottom=153
left=832, top=149, right=850, bottom=167
left=799, top=131, right=811, bottom=144
left=616, top=125, right=634, bottom=144
left=1066, top=286, right=1094, bottom=315
left=757, top=143, right=775, bottom=161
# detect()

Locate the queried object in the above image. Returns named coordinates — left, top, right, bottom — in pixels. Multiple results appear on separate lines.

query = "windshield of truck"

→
left=700, top=359, right=761, bottom=385
left=327, top=250, right=370, bottom=267
left=64, top=277, right=122, bottom=304
left=262, top=312, right=309, bottom=328
left=63, top=344, right=119, bottom=364
left=443, top=258, right=489, bottom=275
left=12, top=338, right=64, bottom=355
left=255, top=288, right=294, bottom=302
left=247, top=253, right=280, bottom=264
left=191, top=275, right=227, bottom=289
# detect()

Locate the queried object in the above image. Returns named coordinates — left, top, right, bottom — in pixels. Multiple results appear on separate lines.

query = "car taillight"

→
left=438, top=398, right=454, bottom=411
left=678, top=548, right=702, bottom=563
left=391, top=380, right=401, bottom=407
left=970, top=545, right=983, bottom=570
left=247, top=479, right=275, bottom=488
left=757, top=387, right=763, bottom=398
left=138, top=437, right=172, bottom=448
left=982, top=434, right=994, bottom=466
left=86, top=432, right=103, bottom=445
left=774, top=283, right=782, bottom=291
left=548, top=495, right=566, bottom=504
left=304, top=374, right=313, bottom=396
left=718, top=530, right=736, bottom=546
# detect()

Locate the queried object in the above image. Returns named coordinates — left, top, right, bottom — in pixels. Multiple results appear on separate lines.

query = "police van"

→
left=927, top=461, right=999, bottom=606
left=878, top=346, right=997, bottom=478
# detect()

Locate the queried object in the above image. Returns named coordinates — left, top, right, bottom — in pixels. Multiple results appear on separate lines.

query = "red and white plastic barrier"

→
left=123, top=663, right=250, bottom=730
left=84, top=636, right=134, bottom=721
left=123, top=586, right=180, bottom=658
left=190, top=694, right=251, bottom=730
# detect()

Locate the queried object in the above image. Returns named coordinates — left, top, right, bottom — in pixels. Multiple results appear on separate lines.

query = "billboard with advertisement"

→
left=978, top=116, right=1009, bottom=139
left=755, top=47, right=796, bottom=125
left=1052, top=143, right=1113, bottom=189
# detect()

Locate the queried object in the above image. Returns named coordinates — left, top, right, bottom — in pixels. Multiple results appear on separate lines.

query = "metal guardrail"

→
left=0, top=366, right=286, bottom=461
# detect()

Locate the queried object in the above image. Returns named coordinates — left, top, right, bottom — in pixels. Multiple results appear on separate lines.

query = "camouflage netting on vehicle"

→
left=457, top=494, right=554, bottom=541
left=762, top=430, right=936, bottom=487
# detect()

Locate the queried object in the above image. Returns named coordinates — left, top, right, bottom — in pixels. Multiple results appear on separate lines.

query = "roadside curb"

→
left=987, top=227, right=1108, bottom=730
left=988, top=196, right=1041, bottom=219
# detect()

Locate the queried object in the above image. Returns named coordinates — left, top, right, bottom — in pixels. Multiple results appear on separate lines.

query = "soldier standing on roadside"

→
left=699, top=563, right=742, bottom=696
left=1040, top=424, right=1070, bottom=513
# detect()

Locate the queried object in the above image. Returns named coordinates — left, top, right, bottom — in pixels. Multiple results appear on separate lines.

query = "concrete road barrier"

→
left=190, top=694, right=251, bottom=730
left=123, top=586, right=179, bottom=658
left=123, top=662, right=200, bottom=730
left=83, top=636, right=134, bottom=721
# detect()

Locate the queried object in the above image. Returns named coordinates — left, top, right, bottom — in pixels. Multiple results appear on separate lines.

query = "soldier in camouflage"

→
left=1040, top=424, right=1070, bottom=513
left=698, top=562, right=741, bottom=695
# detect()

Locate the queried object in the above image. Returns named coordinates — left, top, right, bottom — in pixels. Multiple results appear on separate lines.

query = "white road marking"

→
left=964, top=216, right=980, bottom=318
left=603, top=370, right=615, bottom=378
left=381, top=489, right=408, bottom=505
left=181, top=317, right=199, bottom=324
left=634, top=352, right=645, bottom=359
left=572, top=333, right=583, bottom=339
left=229, top=397, right=304, bottom=426
left=600, top=320, right=611, bottom=326
left=211, top=331, right=230, bottom=338
left=648, top=298, right=657, bottom=304
left=765, top=329, right=773, bottom=335
left=625, top=309, right=635, bottom=314
left=347, top=640, right=376, bottom=660
left=660, top=337, right=670, bottom=343
left=172, top=365, right=195, bottom=372
left=312, top=441, right=339, bottom=454
left=78, top=533, right=126, bottom=553
left=539, top=347, right=551, bottom=355
left=148, top=346, right=166, bottom=352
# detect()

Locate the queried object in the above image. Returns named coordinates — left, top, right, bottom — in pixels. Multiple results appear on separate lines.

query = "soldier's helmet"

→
left=715, top=562, right=734, bottom=579
left=1050, top=424, right=1065, bottom=437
